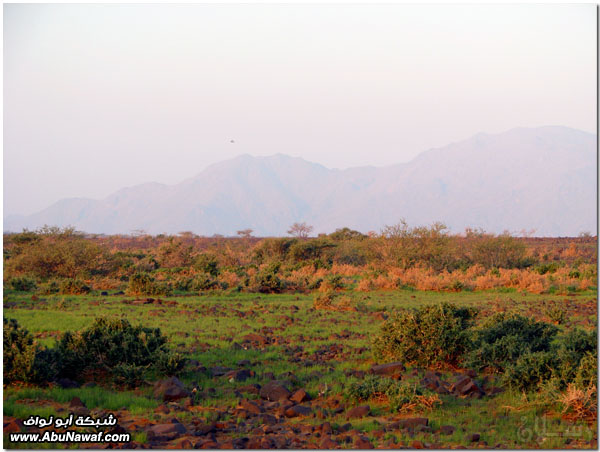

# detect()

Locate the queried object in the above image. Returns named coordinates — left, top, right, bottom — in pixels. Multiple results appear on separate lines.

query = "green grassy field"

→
left=3, top=288, right=597, bottom=449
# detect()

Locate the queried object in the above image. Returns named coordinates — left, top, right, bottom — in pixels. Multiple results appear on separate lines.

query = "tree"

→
left=287, top=222, right=313, bottom=238
left=237, top=229, right=254, bottom=239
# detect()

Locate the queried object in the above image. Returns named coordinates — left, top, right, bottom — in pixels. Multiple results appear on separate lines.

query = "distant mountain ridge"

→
left=4, top=126, right=597, bottom=236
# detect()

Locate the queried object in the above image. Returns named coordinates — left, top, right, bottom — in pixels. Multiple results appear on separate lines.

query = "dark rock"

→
left=397, top=418, right=429, bottom=429
left=152, top=377, right=190, bottom=402
left=225, top=369, right=253, bottom=382
left=450, top=376, right=485, bottom=398
left=242, top=333, right=270, bottom=346
left=69, top=396, right=86, bottom=408
left=238, top=384, right=261, bottom=395
left=209, top=366, right=232, bottom=377
left=468, top=433, right=481, bottom=442
left=4, top=419, right=24, bottom=433
left=346, top=405, right=370, bottom=419
left=259, top=381, right=291, bottom=401
left=238, top=399, right=262, bottom=415
left=439, top=425, right=456, bottom=435
left=284, top=405, right=312, bottom=418
left=320, top=437, right=338, bottom=449
left=146, top=422, right=187, bottom=441
left=354, top=436, right=374, bottom=449
left=370, top=362, right=405, bottom=378
left=56, top=378, right=79, bottom=389
left=290, top=389, right=311, bottom=404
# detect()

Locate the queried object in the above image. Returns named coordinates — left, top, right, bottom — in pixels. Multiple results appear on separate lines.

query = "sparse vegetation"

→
left=2, top=226, right=597, bottom=449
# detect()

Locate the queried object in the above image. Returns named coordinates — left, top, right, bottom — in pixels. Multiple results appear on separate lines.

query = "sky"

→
left=4, top=3, right=597, bottom=217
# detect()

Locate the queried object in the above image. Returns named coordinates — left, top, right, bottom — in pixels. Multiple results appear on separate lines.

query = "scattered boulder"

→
left=439, top=425, right=456, bottom=435
left=209, top=366, right=232, bottom=377
left=4, top=419, right=24, bottom=434
left=346, top=405, right=370, bottom=419
left=146, top=422, right=187, bottom=441
left=370, top=362, right=405, bottom=379
left=56, top=378, right=79, bottom=389
left=450, top=375, right=485, bottom=398
left=224, top=369, right=253, bottom=382
left=238, top=383, right=261, bottom=395
left=284, top=405, right=312, bottom=418
left=468, top=433, right=481, bottom=442
left=152, top=377, right=190, bottom=402
left=259, top=381, right=291, bottom=401
left=397, top=418, right=429, bottom=430
left=238, top=399, right=262, bottom=415
left=354, top=436, right=374, bottom=449
left=320, top=437, right=339, bottom=449
left=290, top=389, right=311, bottom=404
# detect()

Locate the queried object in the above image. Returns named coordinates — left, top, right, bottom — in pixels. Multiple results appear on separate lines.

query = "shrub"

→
left=191, top=274, right=219, bottom=291
left=547, top=306, right=566, bottom=325
left=193, top=254, right=219, bottom=277
left=558, top=384, right=597, bottom=420
left=466, top=314, right=558, bottom=373
left=156, top=351, right=187, bottom=376
left=8, top=276, right=37, bottom=292
left=127, top=272, right=172, bottom=296
left=251, top=263, right=284, bottom=293
left=347, top=376, right=440, bottom=412
left=59, top=278, right=91, bottom=295
left=57, top=317, right=168, bottom=380
left=112, top=363, right=147, bottom=389
left=37, top=280, right=60, bottom=295
left=552, top=328, right=597, bottom=387
left=503, top=351, right=557, bottom=391
left=574, top=352, right=597, bottom=389
left=372, top=303, right=476, bottom=368
left=313, top=291, right=353, bottom=311
left=313, top=291, right=335, bottom=309
left=3, top=318, right=60, bottom=384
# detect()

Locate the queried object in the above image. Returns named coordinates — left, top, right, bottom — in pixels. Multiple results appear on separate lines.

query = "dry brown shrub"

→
left=357, top=278, right=375, bottom=292
left=330, top=264, right=363, bottom=276
left=219, top=271, right=241, bottom=287
left=559, top=384, right=597, bottom=421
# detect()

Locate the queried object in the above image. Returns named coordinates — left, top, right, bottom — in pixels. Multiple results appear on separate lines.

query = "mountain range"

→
left=4, top=126, right=597, bottom=237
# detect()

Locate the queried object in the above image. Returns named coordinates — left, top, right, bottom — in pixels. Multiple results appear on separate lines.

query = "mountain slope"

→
left=4, top=126, right=596, bottom=236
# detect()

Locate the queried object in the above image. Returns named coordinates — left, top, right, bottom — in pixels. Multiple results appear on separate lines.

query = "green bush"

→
left=127, top=272, right=172, bottom=296
left=193, top=254, right=219, bottom=276
left=466, top=314, right=559, bottom=373
left=3, top=318, right=60, bottom=384
left=112, top=363, right=146, bottom=389
left=552, top=328, right=597, bottom=387
left=251, top=262, right=284, bottom=293
left=8, top=276, right=37, bottom=292
left=37, top=279, right=60, bottom=295
left=372, top=303, right=476, bottom=368
left=156, top=351, right=187, bottom=376
left=501, top=328, right=597, bottom=392
left=574, top=352, right=597, bottom=388
left=59, top=278, right=91, bottom=295
left=503, top=351, right=557, bottom=391
left=57, top=317, right=168, bottom=380
left=347, top=375, right=433, bottom=412
left=191, top=274, right=219, bottom=291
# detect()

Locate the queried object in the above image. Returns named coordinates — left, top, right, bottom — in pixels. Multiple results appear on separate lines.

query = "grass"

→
left=3, top=288, right=597, bottom=449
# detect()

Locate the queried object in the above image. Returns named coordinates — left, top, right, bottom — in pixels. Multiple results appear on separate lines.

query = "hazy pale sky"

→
left=4, top=3, right=596, bottom=216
